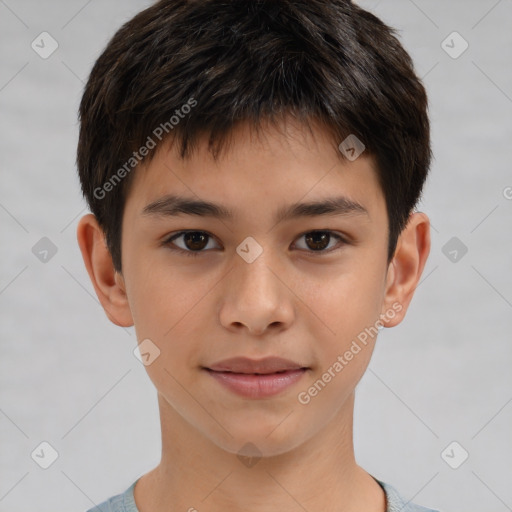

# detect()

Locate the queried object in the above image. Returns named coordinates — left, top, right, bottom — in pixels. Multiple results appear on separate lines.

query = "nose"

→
left=218, top=249, right=295, bottom=336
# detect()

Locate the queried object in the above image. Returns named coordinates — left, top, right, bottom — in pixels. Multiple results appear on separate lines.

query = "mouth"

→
left=203, top=357, right=309, bottom=398
left=205, top=356, right=308, bottom=374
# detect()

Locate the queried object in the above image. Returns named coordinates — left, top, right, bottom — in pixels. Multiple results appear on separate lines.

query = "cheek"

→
left=124, top=248, right=191, bottom=333
left=126, top=265, right=216, bottom=369
left=310, top=268, right=384, bottom=339
left=304, top=270, right=386, bottom=393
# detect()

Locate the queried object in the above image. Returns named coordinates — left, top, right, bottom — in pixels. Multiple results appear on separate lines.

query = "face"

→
left=118, top=118, right=396, bottom=457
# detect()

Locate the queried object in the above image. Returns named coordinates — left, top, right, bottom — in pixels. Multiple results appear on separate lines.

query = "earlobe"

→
left=76, top=214, right=134, bottom=327
left=380, top=212, right=431, bottom=328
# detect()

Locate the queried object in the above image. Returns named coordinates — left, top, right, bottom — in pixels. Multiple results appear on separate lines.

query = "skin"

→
left=77, top=117, right=430, bottom=512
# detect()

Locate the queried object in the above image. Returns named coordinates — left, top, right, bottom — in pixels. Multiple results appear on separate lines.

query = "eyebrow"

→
left=141, top=194, right=368, bottom=223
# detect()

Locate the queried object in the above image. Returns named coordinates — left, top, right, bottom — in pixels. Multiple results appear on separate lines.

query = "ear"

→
left=76, top=214, right=134, bottom=327
left=380, top=212, right=431, bottom=327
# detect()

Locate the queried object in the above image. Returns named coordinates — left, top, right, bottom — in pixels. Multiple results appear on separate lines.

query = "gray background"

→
left=1, top=0, right=511, bottom=510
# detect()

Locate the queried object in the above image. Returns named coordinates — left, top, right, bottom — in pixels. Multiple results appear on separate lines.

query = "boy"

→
left=76, top=0, right=439, bottom=510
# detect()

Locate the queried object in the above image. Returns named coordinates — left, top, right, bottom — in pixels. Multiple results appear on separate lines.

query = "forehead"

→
left=123, top=118, right=384, bottom=222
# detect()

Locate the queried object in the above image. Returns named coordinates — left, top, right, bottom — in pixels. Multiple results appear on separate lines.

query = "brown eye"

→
left=164, top=231, right=220, bottom=256
left=182, top=232, right=209, bottom=250
left=164, top=229, right=347, bottom=258
left=305, top=232, right=330, bottom=251
left=294, top=231, right=346, bottom=253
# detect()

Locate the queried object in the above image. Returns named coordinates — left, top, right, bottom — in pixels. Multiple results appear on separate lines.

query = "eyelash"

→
left=162, top=230, right=348, bottom=258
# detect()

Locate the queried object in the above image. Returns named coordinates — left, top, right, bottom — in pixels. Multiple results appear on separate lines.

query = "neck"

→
left=134, top=391, right=385, bottom=512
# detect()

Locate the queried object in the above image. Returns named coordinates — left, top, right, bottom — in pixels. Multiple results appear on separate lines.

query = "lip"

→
left=206, top=356, right=306, bottom=374
left=204, top=357, right=309, bottom=399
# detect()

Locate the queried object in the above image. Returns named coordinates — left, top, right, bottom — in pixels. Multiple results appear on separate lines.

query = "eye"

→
left=163, top=230, right=347, bottom=257
left=163, top=231, right=220, bottom=257
left=293, top=230, right=347, bottom=254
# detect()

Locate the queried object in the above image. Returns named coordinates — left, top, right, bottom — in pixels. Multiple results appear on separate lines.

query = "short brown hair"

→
left=77, top=0, right=431, bottom=272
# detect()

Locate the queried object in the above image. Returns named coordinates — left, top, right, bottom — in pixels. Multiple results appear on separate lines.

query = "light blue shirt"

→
left=86, top=477, right=440, bottom=511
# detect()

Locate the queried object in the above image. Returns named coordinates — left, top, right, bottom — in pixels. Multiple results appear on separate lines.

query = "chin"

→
left=207, top=422, right=307, bottom=459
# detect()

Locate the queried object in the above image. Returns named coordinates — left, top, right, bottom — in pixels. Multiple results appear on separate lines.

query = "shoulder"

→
left=85, top=480, right=139, bottom=512
left=376, top=478, right=441, bottom=512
